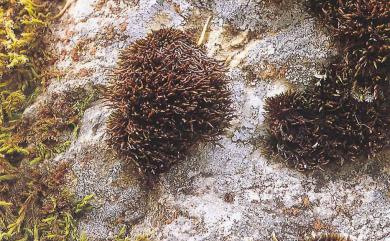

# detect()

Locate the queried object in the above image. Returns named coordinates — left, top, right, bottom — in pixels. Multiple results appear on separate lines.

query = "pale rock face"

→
left=40, top=0, right=390, bottom=240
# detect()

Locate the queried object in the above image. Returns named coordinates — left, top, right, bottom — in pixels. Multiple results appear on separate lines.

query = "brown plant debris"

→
left=105, top=28, right=234, bottom=175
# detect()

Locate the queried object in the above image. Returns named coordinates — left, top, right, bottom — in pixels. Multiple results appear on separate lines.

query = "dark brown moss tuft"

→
left=265, top=0, right=390, bottom=170
left=105, top=28, right=233, bottom=175
left=308, top=0, right=390, bottom=99
left=309, top=233, right=352, bottom=241
left=265, top=70, right=390, bottom=170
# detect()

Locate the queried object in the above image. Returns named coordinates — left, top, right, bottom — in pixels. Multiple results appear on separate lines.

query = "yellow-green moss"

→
left=0, top=1, right=96, bottom=240
left=114, top=226, right=153, bottom=241
left=0, top=0, right=49, bottom=158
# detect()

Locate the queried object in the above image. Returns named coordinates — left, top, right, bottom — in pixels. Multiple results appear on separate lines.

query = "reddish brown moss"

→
left=0, top=160, right=93, bottom=240
left=105, top=29, right=233, bottom=175
left=309, top=233, right=352, bottom=241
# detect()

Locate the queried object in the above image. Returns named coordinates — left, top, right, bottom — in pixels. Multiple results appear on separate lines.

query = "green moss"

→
left=0, top=0, right=49, bottom=161
left=114, top=226, right=130, bottom=241
left=0, top=1, right=97, bottom=240
left=23, top=87, right=98, bottom=165
left=114, top=226, right=153, bottom=241
left=0, top=160, right=95, bottom=240
left=0, top=86, right=98, bottom=239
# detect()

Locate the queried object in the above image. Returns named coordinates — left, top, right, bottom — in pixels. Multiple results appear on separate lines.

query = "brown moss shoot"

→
left=105, top=28, right=234, bottom=175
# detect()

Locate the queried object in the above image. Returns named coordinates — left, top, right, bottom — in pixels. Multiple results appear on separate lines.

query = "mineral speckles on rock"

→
left=243, top=19, right=335, bottom=84
left=58, top=102, right=148, bottom=239
left=43, top=0, right=390, bottom=240
left=191, top=0, right=306, bottom=32
left=202, top=8, right=334, bottom=84
left=71, top=0, right=95, bottom=19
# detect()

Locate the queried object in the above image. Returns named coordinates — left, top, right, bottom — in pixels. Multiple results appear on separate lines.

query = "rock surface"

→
left=41, top=0, right=390, bottom=240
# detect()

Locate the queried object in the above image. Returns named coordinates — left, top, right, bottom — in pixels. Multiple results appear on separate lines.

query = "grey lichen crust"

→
left=40, top=0, right=390, bottom=240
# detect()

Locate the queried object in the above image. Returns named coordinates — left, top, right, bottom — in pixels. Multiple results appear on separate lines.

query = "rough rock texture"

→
left=37, top=0, right=390, bottom=240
